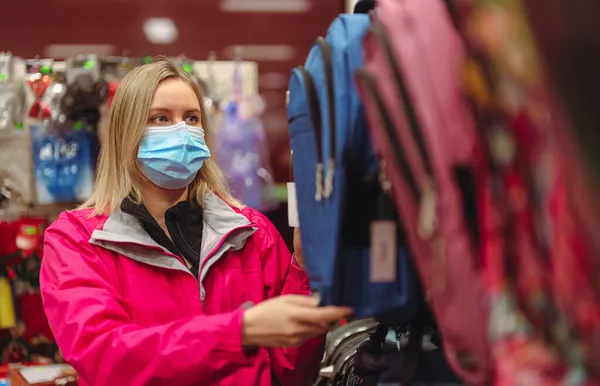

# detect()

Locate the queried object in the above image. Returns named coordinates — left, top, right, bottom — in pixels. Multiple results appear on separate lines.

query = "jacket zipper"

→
left=198, top=223, right=256, bottom=300
left=370, top=17, right=438, bottom=240
left=316, top=37, right=337, bottom=199
left=294, top=65, right=324, bottom=201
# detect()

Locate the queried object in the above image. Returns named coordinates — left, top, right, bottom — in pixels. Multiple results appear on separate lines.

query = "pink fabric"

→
left=40, top=207, right=323, bottom=386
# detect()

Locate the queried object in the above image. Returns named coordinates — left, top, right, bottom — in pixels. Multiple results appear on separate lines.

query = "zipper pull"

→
left=377, top=161, right=395, bottom=221
left=379, top=160, right=391, bottom=192
left=418, top=178, right=438, bottom=240
left=315, top=163, right=324, bottom=201
left=323, top=158, right=336, bottom=199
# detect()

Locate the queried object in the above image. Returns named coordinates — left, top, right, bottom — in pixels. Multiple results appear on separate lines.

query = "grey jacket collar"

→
left=89, top=192, right=257, bottom=300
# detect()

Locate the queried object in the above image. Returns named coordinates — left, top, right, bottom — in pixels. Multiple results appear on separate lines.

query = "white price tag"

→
left=287, top=182, right=299, bottom=227
left=370, top=221, right=397, bottom=283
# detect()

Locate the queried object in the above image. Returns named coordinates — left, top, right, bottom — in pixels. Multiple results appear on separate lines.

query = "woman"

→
left=40, top=59, right=352, bottom=386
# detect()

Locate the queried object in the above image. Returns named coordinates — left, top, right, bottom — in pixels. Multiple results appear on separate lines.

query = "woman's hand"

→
left=242, top=295, right=352, bottom=348
left=293, top=228, right=304, bottom=270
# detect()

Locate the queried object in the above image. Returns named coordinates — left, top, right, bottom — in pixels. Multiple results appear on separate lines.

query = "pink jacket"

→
left=40, top=193, right=323, bottom=386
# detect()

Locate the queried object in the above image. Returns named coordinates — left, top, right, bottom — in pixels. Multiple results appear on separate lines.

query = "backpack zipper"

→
left=355, top=68, right=419, bottom=203
left=316, top=37, right=337, bottom=199
left=295, top=65, right=324, bottom=200
left=370, top=18, right=438, bottom=240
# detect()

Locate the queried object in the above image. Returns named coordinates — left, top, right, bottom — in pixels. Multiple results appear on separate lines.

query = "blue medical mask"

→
left=137, top=122, right=211, bottom=189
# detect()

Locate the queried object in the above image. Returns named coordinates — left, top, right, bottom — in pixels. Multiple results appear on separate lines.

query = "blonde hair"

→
left=81, top=59, right=234, bottom=214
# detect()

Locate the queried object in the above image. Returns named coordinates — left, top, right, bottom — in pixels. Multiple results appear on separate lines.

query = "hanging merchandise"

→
left=0, top=219, right=17, bottom=332
left=30, top=119, right=97, bottom=204
left=106, top=80, right=118, bottom=108
left=39, top=72, right=67, bottom=123
left=98, top=56, right=140, bottom=146
left=0, top=211, right=56, bottom=365
left=217, top=48, right=278, bottom=212
left=0, top=277, right=15, bottom=330
left=197, top=53, right=218, bottom=128
left=288, top=13, right=421, bottom=325
left=61, top=54, right=107, bottom=127
left=102, top=56, right=140, bottom=87
left=25, top=59, right=54, bottom=121
left=0, top=326, right=30, bottom=365
left=0, top=53, right=15, bottom=132
left=0, top=153, right=33, bottom=214
left=355, top=0, right=491, bottom=384
left=0, top=184, right=7, bottom=214
left=205, top=51, right=219, bottom=105
left=101, top=56, right=139, bottom=82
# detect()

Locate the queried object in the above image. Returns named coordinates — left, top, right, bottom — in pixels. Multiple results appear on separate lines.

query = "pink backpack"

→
left=355, top=0, right=492, bottom=384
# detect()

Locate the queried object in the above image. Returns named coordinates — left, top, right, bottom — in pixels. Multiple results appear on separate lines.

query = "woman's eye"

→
left=151, top=115, right=169, bottom=124
left=186, top=115, right=199, bottom=125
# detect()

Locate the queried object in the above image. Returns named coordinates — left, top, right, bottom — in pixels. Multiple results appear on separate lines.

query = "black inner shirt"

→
left=121, top=198, right=204, bottom=278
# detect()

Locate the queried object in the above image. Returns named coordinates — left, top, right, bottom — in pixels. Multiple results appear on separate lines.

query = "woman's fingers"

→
left=293, top=305, right=353, bottom=325
left=284, top=294, right=321, bottom=307
left=282, top=295, right=352, bottom=325
left=241, top=295, right=353, bottom=347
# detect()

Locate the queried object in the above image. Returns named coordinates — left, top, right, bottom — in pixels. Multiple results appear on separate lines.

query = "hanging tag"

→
left=287, top=182, right=300, bottom=227
left=370, top=220, right=397, bottom=283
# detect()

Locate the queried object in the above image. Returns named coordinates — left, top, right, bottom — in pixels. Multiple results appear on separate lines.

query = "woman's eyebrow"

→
left=148, top=107, right=201, bottom=114
left=148, top=107, right=171, bottom=114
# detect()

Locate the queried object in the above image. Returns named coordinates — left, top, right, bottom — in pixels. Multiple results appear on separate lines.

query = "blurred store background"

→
left=0, top=0, right=355, bottom=248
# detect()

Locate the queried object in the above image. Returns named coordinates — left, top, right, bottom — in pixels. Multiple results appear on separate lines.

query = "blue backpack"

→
left=287, top=14, right=419, bottom=322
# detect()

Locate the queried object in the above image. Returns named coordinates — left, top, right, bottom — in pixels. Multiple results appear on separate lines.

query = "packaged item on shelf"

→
left=288, top=13, right=420, bottom=323
left=355, top=0, right=490, bottom=383
left=30, top=120, right=97, bottom=205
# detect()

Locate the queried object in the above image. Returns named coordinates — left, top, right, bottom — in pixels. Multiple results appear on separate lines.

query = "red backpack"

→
left=355, top=0, right=491, bottom=384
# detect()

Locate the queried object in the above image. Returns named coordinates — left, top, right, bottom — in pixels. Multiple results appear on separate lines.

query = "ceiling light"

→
left=143, top=18, right=178, bottom=44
